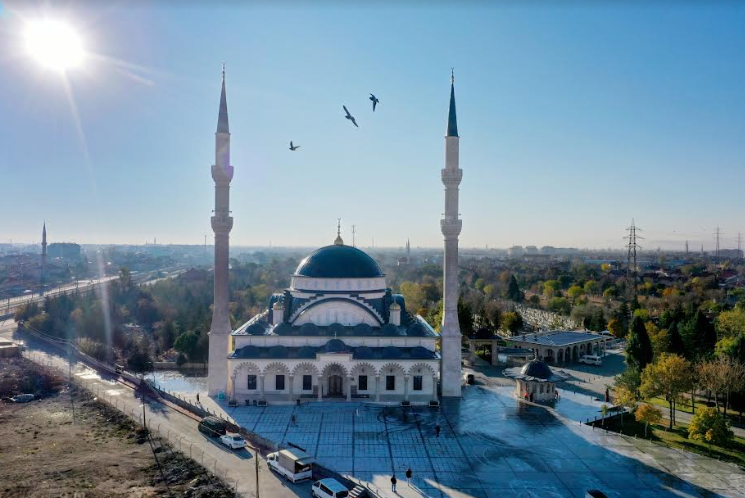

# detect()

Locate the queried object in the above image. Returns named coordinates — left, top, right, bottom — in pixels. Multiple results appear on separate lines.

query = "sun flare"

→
left=25, top=19, right=85, bottom=71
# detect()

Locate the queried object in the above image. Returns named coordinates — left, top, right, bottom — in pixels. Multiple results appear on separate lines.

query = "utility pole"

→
left=624, top=219, right=643, bottom=297
left=714, top=226, right=722, bottom=259
left=352, top=225, right=356, bottom=247
left=738, top=231, right=743, bottom=260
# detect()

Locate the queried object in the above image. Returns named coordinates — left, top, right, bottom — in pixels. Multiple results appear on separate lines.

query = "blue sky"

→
left=1, top=1, right=744, bottom=250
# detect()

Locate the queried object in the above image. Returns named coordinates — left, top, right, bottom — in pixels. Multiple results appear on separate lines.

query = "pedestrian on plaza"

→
left=406, top=468, right=412, bottom=487
left=391, top=474, right=397, bottom=492
left=196, top=392, right=200, bottom=404
left=291, top=414, right=297, bottom=426
left=555, top=390, right=559, bottom=401
left=435, top=425, right=441, bottom=438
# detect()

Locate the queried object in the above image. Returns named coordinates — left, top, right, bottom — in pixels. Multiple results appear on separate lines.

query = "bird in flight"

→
left=289, top=141, right=300, bottom=151
left=343, top=105, right=358, bottom=128
left=369, top=94, right=379, bottom=112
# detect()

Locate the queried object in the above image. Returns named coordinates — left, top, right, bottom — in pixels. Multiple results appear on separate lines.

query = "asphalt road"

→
left=1, top=320, right=310, bottom=498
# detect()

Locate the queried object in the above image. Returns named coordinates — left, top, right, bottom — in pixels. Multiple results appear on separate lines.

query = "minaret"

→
left=440, top=70, right=463, bottom=397
left=208, top=65, right=234, bottom=397
left=40, top=222, right=47, bottom=291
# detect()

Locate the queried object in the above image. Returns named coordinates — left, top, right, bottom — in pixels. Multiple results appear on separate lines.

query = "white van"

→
left=579, top=354, right=602, bottom=366
left=267, top=448, right=314, bottom=482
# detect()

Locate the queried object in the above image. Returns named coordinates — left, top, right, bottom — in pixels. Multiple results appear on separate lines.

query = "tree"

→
left=543, top=280, right=559, bottom=298
left=668, top=325, right=686, bottom=357
left=400, top=282, right=426, bottom=312
left=647, top=322, right=669, bottom=357
left=458, top=299, right=474, bottom=337
left=548, top=297, right=571, bottom=315
left=607, top=318, right=624, bottom=338
left=613, top=385, right=637, bottom=430
left=584, top=280, right=600, bottom=296
left=715, top=333, right=745, bottom=364
left=174, top=330, right=200, bottom=359
left=688, top=407, right=734, bottom=451
left=715, top=308, right=745, bottom=339
left=501, top=311, right=523, bottom=336
left=640, top=353, right=692, bottom=429
left=127, top=338, right=153, bottom=378
left=567, top=285, right=584, bottom=304
left=600, top=404, right=609, bottom=427
left=681, top=310, right=717, bottom=361
left=484, top=300, right=502, bottom=332
left=626, top=315, right=653, bottom=371
left=505, top=275, right=523, bottom=302
left=635, top=404, right=662, bottom=438
left=615, top=365, right=642, bottom=399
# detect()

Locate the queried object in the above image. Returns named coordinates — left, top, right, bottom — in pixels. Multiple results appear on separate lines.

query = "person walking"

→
left=406, top=468, right=412, bottom=487
left=291, top=414, right=297, bottom=426
left=196, top=392, right=200, bottom=404
left=391, top=474, right=397, bottom=492
left=435, top=425, right=441, bottom=438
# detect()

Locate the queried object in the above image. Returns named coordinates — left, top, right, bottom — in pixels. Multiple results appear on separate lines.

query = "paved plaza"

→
left=216, top=385, right=745, bottom=498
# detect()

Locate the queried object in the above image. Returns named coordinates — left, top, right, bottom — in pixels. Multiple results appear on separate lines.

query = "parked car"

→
left=267, top=448, right=314, bottom=482
left=579, top=354, right=602, bottom=366
left=11, top=394, right=35, bottom=403
left=198, top=416, right=227, bottom=437
left=311, top=478, right=349, bottom=498
left=219, top=434, right=246, bottom=450
left=585, top=491, right=609, bottom=498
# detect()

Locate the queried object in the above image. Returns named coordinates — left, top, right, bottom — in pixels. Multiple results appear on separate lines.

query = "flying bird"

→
left=289, top=141, right=300, bottom=151
left=343, top=105, right=358, bottom=128
left=369, top=94, right=379, bottom=112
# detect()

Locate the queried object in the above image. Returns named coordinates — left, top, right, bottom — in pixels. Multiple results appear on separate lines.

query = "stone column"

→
left=288, top=375, right=294, bottom=402
left=432, top=374, right=438, bottom=401
left=346, top=376, right=352, bottom=401
left=317, top=376, right=323, bottom=401
left=468, top=341, right=476, bottom=363
left=404, top=375, right=410, bottom=402
left=259, top=375, right=265, bottom=400
left=227, top=372, right=235, bottom=402
left=375, top=376, right=381, bottom=402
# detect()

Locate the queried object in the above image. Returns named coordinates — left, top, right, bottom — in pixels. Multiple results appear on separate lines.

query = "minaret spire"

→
left=440, top=69, right=463, bottom=398
left=40, top=221, right=48, bottom=291
left=446, top=68, right=458, bottom=137
left=208, top=65, right=234, bottom=398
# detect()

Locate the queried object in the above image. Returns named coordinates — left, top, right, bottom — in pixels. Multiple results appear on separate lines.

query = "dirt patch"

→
left=0, top=359, right=234, bottom=498
left=0, top=356, right=64, bottom=400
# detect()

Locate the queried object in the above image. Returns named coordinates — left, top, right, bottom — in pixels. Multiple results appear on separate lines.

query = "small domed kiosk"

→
left=504, top=359, right=567, bottom=403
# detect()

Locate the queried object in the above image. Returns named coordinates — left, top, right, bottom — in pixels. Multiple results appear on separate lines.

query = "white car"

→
left=312, top=479, right=349, bottom=498
left=219, top=434, right=246, bottom=450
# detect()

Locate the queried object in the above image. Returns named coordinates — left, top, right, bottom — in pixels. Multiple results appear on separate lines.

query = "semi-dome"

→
left=520, top=360, right=553, bottom=380
left=295, top=244, right=384, bottom=279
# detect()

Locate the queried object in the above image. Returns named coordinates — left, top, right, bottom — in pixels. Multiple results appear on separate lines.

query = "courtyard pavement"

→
left=211, top=385, right=745, bottom=498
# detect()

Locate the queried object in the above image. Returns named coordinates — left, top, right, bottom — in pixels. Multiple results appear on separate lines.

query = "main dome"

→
left=295, top=244, right=384, bottom=279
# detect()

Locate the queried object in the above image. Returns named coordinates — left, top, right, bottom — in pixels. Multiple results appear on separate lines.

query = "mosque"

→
left=206, top=69, right=464, bottom=405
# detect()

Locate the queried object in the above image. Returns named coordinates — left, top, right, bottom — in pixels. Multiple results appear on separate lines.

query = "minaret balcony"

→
left=212, top=165, right=234, bottom=183
left=211, top=215, right=234, bottom=232
left=441, top=169, right=463, bottom=186
left=440, top=218, right=462, bottom=237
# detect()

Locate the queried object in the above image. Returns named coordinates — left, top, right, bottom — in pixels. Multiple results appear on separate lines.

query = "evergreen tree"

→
left=457, top=298, right=474, bottom=337
left=681, top=310, right=717, bottom=361
left=626, top=315, right=653, bottom=370
left=505, top=275, right=523, bottom=302
left=615, top=301, right=631, bottom=331
left=668, top=325, right=686, bottom=356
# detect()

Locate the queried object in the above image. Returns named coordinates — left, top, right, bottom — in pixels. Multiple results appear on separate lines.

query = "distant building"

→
left=525, top=245, right=539, bottom=256
left=507, top=246, right=524, bottom=258
left=48, top=243, right=82, bottom=259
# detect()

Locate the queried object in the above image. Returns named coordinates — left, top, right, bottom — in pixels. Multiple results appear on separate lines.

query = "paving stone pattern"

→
left=226, top=387, right=745, bottom=498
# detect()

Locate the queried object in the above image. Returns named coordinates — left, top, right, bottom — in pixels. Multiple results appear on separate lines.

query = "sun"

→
left=25, top=19, right=85, bottom=71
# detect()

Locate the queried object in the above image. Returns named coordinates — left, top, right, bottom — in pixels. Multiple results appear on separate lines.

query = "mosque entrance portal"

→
left=328, top=375, right=343, bottom=397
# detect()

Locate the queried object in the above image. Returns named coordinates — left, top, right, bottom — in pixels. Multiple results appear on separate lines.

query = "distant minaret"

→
left=440, top=70, right=463, bottom=398
left=208, top=65, right=234, bottom=397
left=40, top=222, right=47, bottom=290
left=406, top=238, right=410, bottom=256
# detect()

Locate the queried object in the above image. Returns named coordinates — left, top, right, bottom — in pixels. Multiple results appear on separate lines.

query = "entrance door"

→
left=328, top=375, right=343, bottom=397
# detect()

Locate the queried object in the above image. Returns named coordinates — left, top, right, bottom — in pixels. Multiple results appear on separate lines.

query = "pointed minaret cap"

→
left=217, top=63, right=230, bottom=134
left=447, top=68, right=458, bottom=137
left=334, top=218, right=344, bottom=245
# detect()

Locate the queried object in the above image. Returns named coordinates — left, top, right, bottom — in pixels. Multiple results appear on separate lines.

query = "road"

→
left=0, top=320, right=309, bottom=498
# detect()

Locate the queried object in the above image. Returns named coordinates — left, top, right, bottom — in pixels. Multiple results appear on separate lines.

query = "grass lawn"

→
left=648, top=396, right=745, bottom=423
left=594, top=413, right=745, bottom=467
